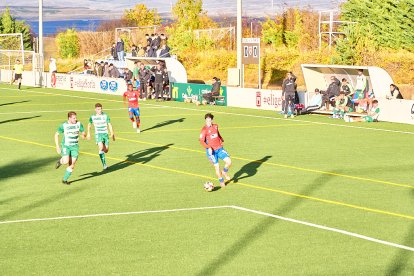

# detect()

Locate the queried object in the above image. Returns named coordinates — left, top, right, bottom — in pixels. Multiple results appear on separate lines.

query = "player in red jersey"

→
left=123, top=83, right=141, bottom=133
left=199, top=113, right=232, bottom=187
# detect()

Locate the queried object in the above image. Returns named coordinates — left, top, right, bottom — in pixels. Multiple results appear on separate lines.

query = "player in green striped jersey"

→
left=54, top=111, right=86, bottom=185
left=87, top=103, right=115, bottom=169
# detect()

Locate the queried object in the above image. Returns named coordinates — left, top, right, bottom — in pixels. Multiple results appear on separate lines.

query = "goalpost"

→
left=0, top=33, right=41, bottom=86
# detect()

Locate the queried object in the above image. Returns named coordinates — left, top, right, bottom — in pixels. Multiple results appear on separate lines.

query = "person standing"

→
left=138, top=63, right=151, bottom=100
left=49, top=58, right=57, bottom=87
left=11, top=59, right=23, bottom=90
left=110, top=43, right=118, bottom=60
left=199, top=113, right=232, bottom=188
left=123, top=83, right=141, bottom=133
left=152, top=63, right=165, bottom=101
left=282, top=72, right=297, bottom=118
left=116, top=38, right=125, bottom=61
left=54, top=111, right=86, bottom=185
left=87, top=103, right=115, bottom=170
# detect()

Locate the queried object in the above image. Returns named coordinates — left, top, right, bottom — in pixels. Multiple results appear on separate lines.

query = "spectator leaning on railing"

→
left=387, top=84, right=403, bottom=99
left=109, top=63, right=120, bottom=78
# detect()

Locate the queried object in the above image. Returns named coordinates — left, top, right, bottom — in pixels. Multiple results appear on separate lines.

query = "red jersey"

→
left=123, top=90, right=140, bottom=108
left=199, top=124, right=223, bottom=150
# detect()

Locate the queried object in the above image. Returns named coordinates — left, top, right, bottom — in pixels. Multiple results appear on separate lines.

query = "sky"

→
left=3, top=0, right=346, bottom=21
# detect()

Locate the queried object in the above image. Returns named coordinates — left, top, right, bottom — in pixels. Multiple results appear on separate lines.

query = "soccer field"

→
left=0, top=84, right=413, bottom=275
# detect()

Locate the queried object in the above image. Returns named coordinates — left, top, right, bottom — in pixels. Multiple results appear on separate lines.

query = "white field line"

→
left=0, top=206, right=230, bottom=225
left=0, top=204, right=412, bottom=252
left=3, top=87, right=414, bottom=136
left=231, top=206, right=414, bottom=252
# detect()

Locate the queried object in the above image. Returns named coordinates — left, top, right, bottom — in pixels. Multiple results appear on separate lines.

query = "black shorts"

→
left=14, top=73, right=22, bottom=80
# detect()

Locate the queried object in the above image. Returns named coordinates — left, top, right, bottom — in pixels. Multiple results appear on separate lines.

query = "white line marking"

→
left=0, top=206, right=230, bottom=225
left=2, top=87, right=414, bottom=135
left=0, top=107, right=165, bottom=115
left=0, top=204, right=412, bottom=252
left=231, top=206, right=414, bottom=252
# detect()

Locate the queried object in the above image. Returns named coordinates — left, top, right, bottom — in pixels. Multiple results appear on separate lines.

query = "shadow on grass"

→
left=232, top=155, right=272, bottom=183
left=0, top=115, right=41, bottom=125
left=385, top=221, right=414, bottom=275
left=70, top=144, right=174, bottom=184
left=196, top=172, right=337, bottom=276
left=0, top=100, right=30, bottom=107
left=143, top=118, right=185, bottom=132
left=0, top=157, right=56, bottom=181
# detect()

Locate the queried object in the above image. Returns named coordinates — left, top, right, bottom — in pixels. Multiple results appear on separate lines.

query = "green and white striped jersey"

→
left=57, top=121, right=85, bottom=146
left=89, top=112, right=110, bottom=134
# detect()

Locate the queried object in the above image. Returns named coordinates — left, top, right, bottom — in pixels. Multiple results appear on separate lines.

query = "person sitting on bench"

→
left=203, top=77, right=221, bottom=104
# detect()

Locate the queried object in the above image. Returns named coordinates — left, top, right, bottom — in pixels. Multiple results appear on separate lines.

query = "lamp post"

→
left=237, top=0, right=242, bottom=87
left=38, top=0, right=44, bottom=86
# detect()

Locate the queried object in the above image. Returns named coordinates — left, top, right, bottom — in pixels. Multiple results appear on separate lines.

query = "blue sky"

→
left=4, top=0, right=346, bottom=20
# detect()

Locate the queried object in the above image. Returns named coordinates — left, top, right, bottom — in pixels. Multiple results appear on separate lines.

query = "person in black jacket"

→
left=116, top=38, right=125, bottom=61
left=322, top=76, right=341, bottom=110
left=138, top=63, right=151, bottom=100
left=152, top=63, right=165, bottom=101
left=282, top=72, right=296, bottom=118
left=203, top=77, right=221, bottom=104
left=110, top=43, right=117, bottom=60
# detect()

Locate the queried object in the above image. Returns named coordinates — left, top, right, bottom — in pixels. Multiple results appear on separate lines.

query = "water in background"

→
left=28, top=20, right=104, bottom=36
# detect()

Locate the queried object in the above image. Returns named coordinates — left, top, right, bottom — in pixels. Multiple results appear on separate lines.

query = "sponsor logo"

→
left=109, top=81, right=118, bottom=92
left=100, top=80, right=109, bottom=91
left=186, top=86, right=192, bottom=96
left=256, top=91, right=261, bottom=107
left=74, top=78, right=96, bottom=90
left=70, top=77, right=74, bottom=89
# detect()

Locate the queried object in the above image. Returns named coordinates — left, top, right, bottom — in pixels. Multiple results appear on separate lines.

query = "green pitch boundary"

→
left=1, top=205, right=412, bottom=252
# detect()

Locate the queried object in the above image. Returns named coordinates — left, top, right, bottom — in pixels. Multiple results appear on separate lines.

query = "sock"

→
left=219, top=177, right=224, bottom=183
left=136, top=118, right=140, bottom=128
left=63, top=167, right=73, bottom=181
left=99, top=151, right=106, bottom=166
left=223, top=167, right=229, bottom=173
left=18, top=83, right=21, bottom=89
left=340, top=111, right=345, bottom=117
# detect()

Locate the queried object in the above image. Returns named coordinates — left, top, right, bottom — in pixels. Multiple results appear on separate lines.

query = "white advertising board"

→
left=378, top=99, right=414, bottom=125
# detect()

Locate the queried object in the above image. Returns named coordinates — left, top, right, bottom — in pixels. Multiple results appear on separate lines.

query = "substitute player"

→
left=11, top=59, right=23, bottom=90
left=55, top=111, right=86, bottom=185
left=123, top=83, right=141, bottom=133
left=199, top=113, right=232, bottom=187
left=87, top=103, right=115, bottom=170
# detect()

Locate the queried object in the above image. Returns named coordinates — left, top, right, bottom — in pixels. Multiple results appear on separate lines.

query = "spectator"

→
left=341, top=78, right=353, bottom=96
left=138, top=63, right=151, bottom=100
left=387, top=84, right=403, bottom=100
left=131, top=45, right=137, bottom=57
left=49, top=57, right=57, bottom=88
left=282, top=72, right=297, bottom=118
left=163, top=68, right=170, bottom=99
left=344, top=100, right=380, bottom=123
left=116, top=37, right=125, bottom=61
left=145, top=34, right=152, bottom=48
left=109, top=63, right=120, bottom=78
left=301, top=88, right=322, bottom=114
left=159, top=44, right=171, bottom=58
left=137, top=44, right=146, bottom=56
left=149, top=33, right=161, bottom=57
left=152, top=63, right=165, bottom=101
left=202, top=77, right=221, bottom=104
left=103, top=62, right=110, bottom=77
left=123, top=68, right=133, bottom=83
left=110, top=43, right=118, bottom=60
left=332, top=91, right=353, bottom=119
left=160, top=33, right=168, bottom=45
left=99, top=61, right=105, bottom=77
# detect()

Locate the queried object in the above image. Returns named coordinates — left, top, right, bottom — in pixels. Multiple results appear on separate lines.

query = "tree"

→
left=56, top=29, right=80, bottom=58
left=0, top=8, right=33, bottom=50
left=341, top=0, right=414, bottom=51
left=172, top=0, right=210, bottom=30
left=261, top=17, right=284, bottom=47
left=123, top=4, right=161, bottom=26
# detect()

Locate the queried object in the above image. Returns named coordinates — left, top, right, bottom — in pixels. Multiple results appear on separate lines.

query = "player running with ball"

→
left=123, top=83, right=141, bottom=133
left=87, top=103, right=115, bottom=170
left=199, top=113, right=232, bottom=187
left=54, top=111, right=86, bottom=185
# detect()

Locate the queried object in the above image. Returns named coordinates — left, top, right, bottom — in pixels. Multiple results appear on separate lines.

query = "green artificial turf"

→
left=0, top=84, right=413, bottom=275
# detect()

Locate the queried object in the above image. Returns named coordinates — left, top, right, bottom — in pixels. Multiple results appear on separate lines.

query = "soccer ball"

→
left=203, top=181, right=214, bottom=192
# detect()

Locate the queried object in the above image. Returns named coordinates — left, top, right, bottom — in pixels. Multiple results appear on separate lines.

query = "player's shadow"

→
left=71, top=144, right=174, bottom=183
left=196, top=171, right=337, bottom=276
left=143, top=118, right=185, bottom=132
left=0, top=100, right=30, bottom=107
left=385, top=221, right=414, bottom=275
left=231, top=155, right=272, bottom=183
left=0, top=156, right=56, bottom=182
left=0, top=115, right=41, bottom=125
